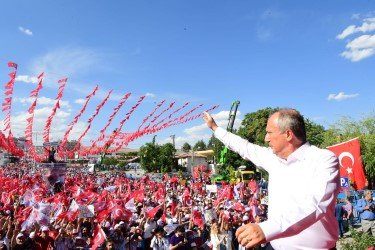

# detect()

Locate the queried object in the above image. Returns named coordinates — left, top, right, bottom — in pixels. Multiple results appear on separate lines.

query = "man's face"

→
left=16, top=235, right=26, bottom=245
left=365, top=191, right=373, bottom=201
left=106, top=242, right=114, bottom=250
left=265, top=113, right=288, bottom=158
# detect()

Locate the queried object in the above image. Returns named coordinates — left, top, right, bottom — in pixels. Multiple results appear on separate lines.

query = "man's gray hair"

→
left=364, top=190, right=373, bottom=197
left=273, top=108, right=307, bottom=144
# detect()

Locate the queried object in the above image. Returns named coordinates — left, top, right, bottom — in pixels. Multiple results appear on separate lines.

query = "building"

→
left=176, top=150, right=214, bottom=173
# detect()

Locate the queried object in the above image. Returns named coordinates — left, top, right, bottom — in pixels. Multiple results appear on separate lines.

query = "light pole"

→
left=170, top=135, right=175, bottom=149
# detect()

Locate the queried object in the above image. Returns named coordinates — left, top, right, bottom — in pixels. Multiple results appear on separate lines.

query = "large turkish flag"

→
left=327, top=138, right=367, bottom=190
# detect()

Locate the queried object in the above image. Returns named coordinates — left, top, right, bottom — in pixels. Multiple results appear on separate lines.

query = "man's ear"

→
left=285, top=129, right=293, bottom=142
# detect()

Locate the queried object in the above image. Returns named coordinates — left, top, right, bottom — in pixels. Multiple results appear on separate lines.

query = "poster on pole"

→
left=206, top=184, right=217, bottom=193
left=40, top=162, right=67, bottom=187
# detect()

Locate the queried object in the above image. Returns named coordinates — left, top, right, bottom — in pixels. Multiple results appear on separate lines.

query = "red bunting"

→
left=70, top=90, right=113, bottom=155
left=43, top=77, right=68, bottom=143
left=90, top=92, right=131, bottom=151
left=59, top=85, right=99, bottom=156
left=7, top=61, right=18, bottom=69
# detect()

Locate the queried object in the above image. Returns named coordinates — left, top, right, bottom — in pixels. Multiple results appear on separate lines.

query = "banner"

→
left=40, top=162, right=67, bottom=187
left=206, top=184, right=217, bottom=193
left=327, top=138, right=367, bottom=190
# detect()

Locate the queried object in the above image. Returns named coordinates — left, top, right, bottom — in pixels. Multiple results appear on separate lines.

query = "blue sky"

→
left=0, top=1, right=374, bottom=149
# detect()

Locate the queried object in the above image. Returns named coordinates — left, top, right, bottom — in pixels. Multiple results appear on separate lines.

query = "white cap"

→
left=104, top=221, right=111, bottom=228
left=41, top=226, right=49, bottom=232
left=243, top=215, right=249, bottom=221
left=184, top=214, right=190, bottom=219
left=172, top=218, right=178, bottom=223
left=29, top=232, right=36, bottom=239
left=119, top=221, right=125, bottom=225
left=245, top=207, right=251, bottom=212
left=114, top=224, right=120, bottom=230
left=16, top=233, right=24, bottom=239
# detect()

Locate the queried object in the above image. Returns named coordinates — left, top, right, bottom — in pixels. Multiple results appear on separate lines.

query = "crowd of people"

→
left=0, top=162, right=269, bottom=250
left=1, top=108, right=374, bottom=250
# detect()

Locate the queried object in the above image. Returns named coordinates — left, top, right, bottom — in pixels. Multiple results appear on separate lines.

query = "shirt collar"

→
left=281, top=142, right=310, bottom=164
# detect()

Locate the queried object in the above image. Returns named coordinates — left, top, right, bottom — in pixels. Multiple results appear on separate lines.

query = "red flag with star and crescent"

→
left=327, top=138, right=367, bottom=190
left=91, top=225, right=107, bottom=250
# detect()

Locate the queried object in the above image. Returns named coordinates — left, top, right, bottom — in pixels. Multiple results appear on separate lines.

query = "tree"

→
left=237, top=107, right=277, bottom=145
left=102, top=157, right=119, bottom=167
left=193, top=140, right=207, bottom=151
left=139, top=143, right=160, bottom=172
left=305, top=118, right=325, bottom=147
left=207, top=135, right=223, bottom=164
left=159, top=143, right=177, bottom=173
left=181, top=142, right=192, bottom=152
left=139, top=142, right=177, bottom=172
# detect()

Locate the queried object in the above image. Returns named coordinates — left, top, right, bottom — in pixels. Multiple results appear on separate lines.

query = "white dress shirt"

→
left=215, top=127, right=340, bottom=250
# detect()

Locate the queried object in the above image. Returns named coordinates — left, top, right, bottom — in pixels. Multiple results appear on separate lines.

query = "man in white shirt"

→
left=203, top=109, right=340, bottom=250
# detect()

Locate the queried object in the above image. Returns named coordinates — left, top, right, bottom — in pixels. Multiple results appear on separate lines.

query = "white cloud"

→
left=337, top=18, right=375, bottom=39
left=337, top=16, right=375, bottom=61
left=3, top=104, right=89, bottom=145
left=30, top=47, right=99, bottom=86
left=346, top=34, right=375, bottom=49
left=341, top=47, right=374, bottom=61
left=18, top=26, right=33, bottom=36
left=341, top=34, right=375, bottom=61
left=351, top=13, right=361, bottom=20
left=15, top=75, right=38, bottom=83
left=145, top=92, right=156, bottom=98
left=13, top=96, right=71, bottom=108
left=336, top=25, right=357, bottom=40
left=75, top=98, right=86, bottom=105
left=327, top=92, right=359, bottom=101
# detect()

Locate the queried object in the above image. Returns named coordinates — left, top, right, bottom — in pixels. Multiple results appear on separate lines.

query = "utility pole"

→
left=170, top=135, right=175, bottom=149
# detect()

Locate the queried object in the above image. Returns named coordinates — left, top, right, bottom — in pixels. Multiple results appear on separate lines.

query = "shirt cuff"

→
left=258, top=220, right=280, bottom=242
left=214, top=127, right=227, bottom=139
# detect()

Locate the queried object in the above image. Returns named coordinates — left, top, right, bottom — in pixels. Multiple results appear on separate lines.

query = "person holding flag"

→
left=203, top=109, right=340, bottom=250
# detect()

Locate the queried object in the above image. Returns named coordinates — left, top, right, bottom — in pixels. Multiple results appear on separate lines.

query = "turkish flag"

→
left=192, top=210, right=204, bottom=229
left=7, top=61, right=18, bottom=69
left=146, top=205, right=161, bottom=219
left=92, top=225, right=107, bottom=250
left=58, top=78, right=68, bottom=83
left=327, top=138, right=367, bottom=190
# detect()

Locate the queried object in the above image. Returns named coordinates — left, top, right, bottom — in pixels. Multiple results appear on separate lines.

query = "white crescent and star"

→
left=338, top=152, right=355, bottom=175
